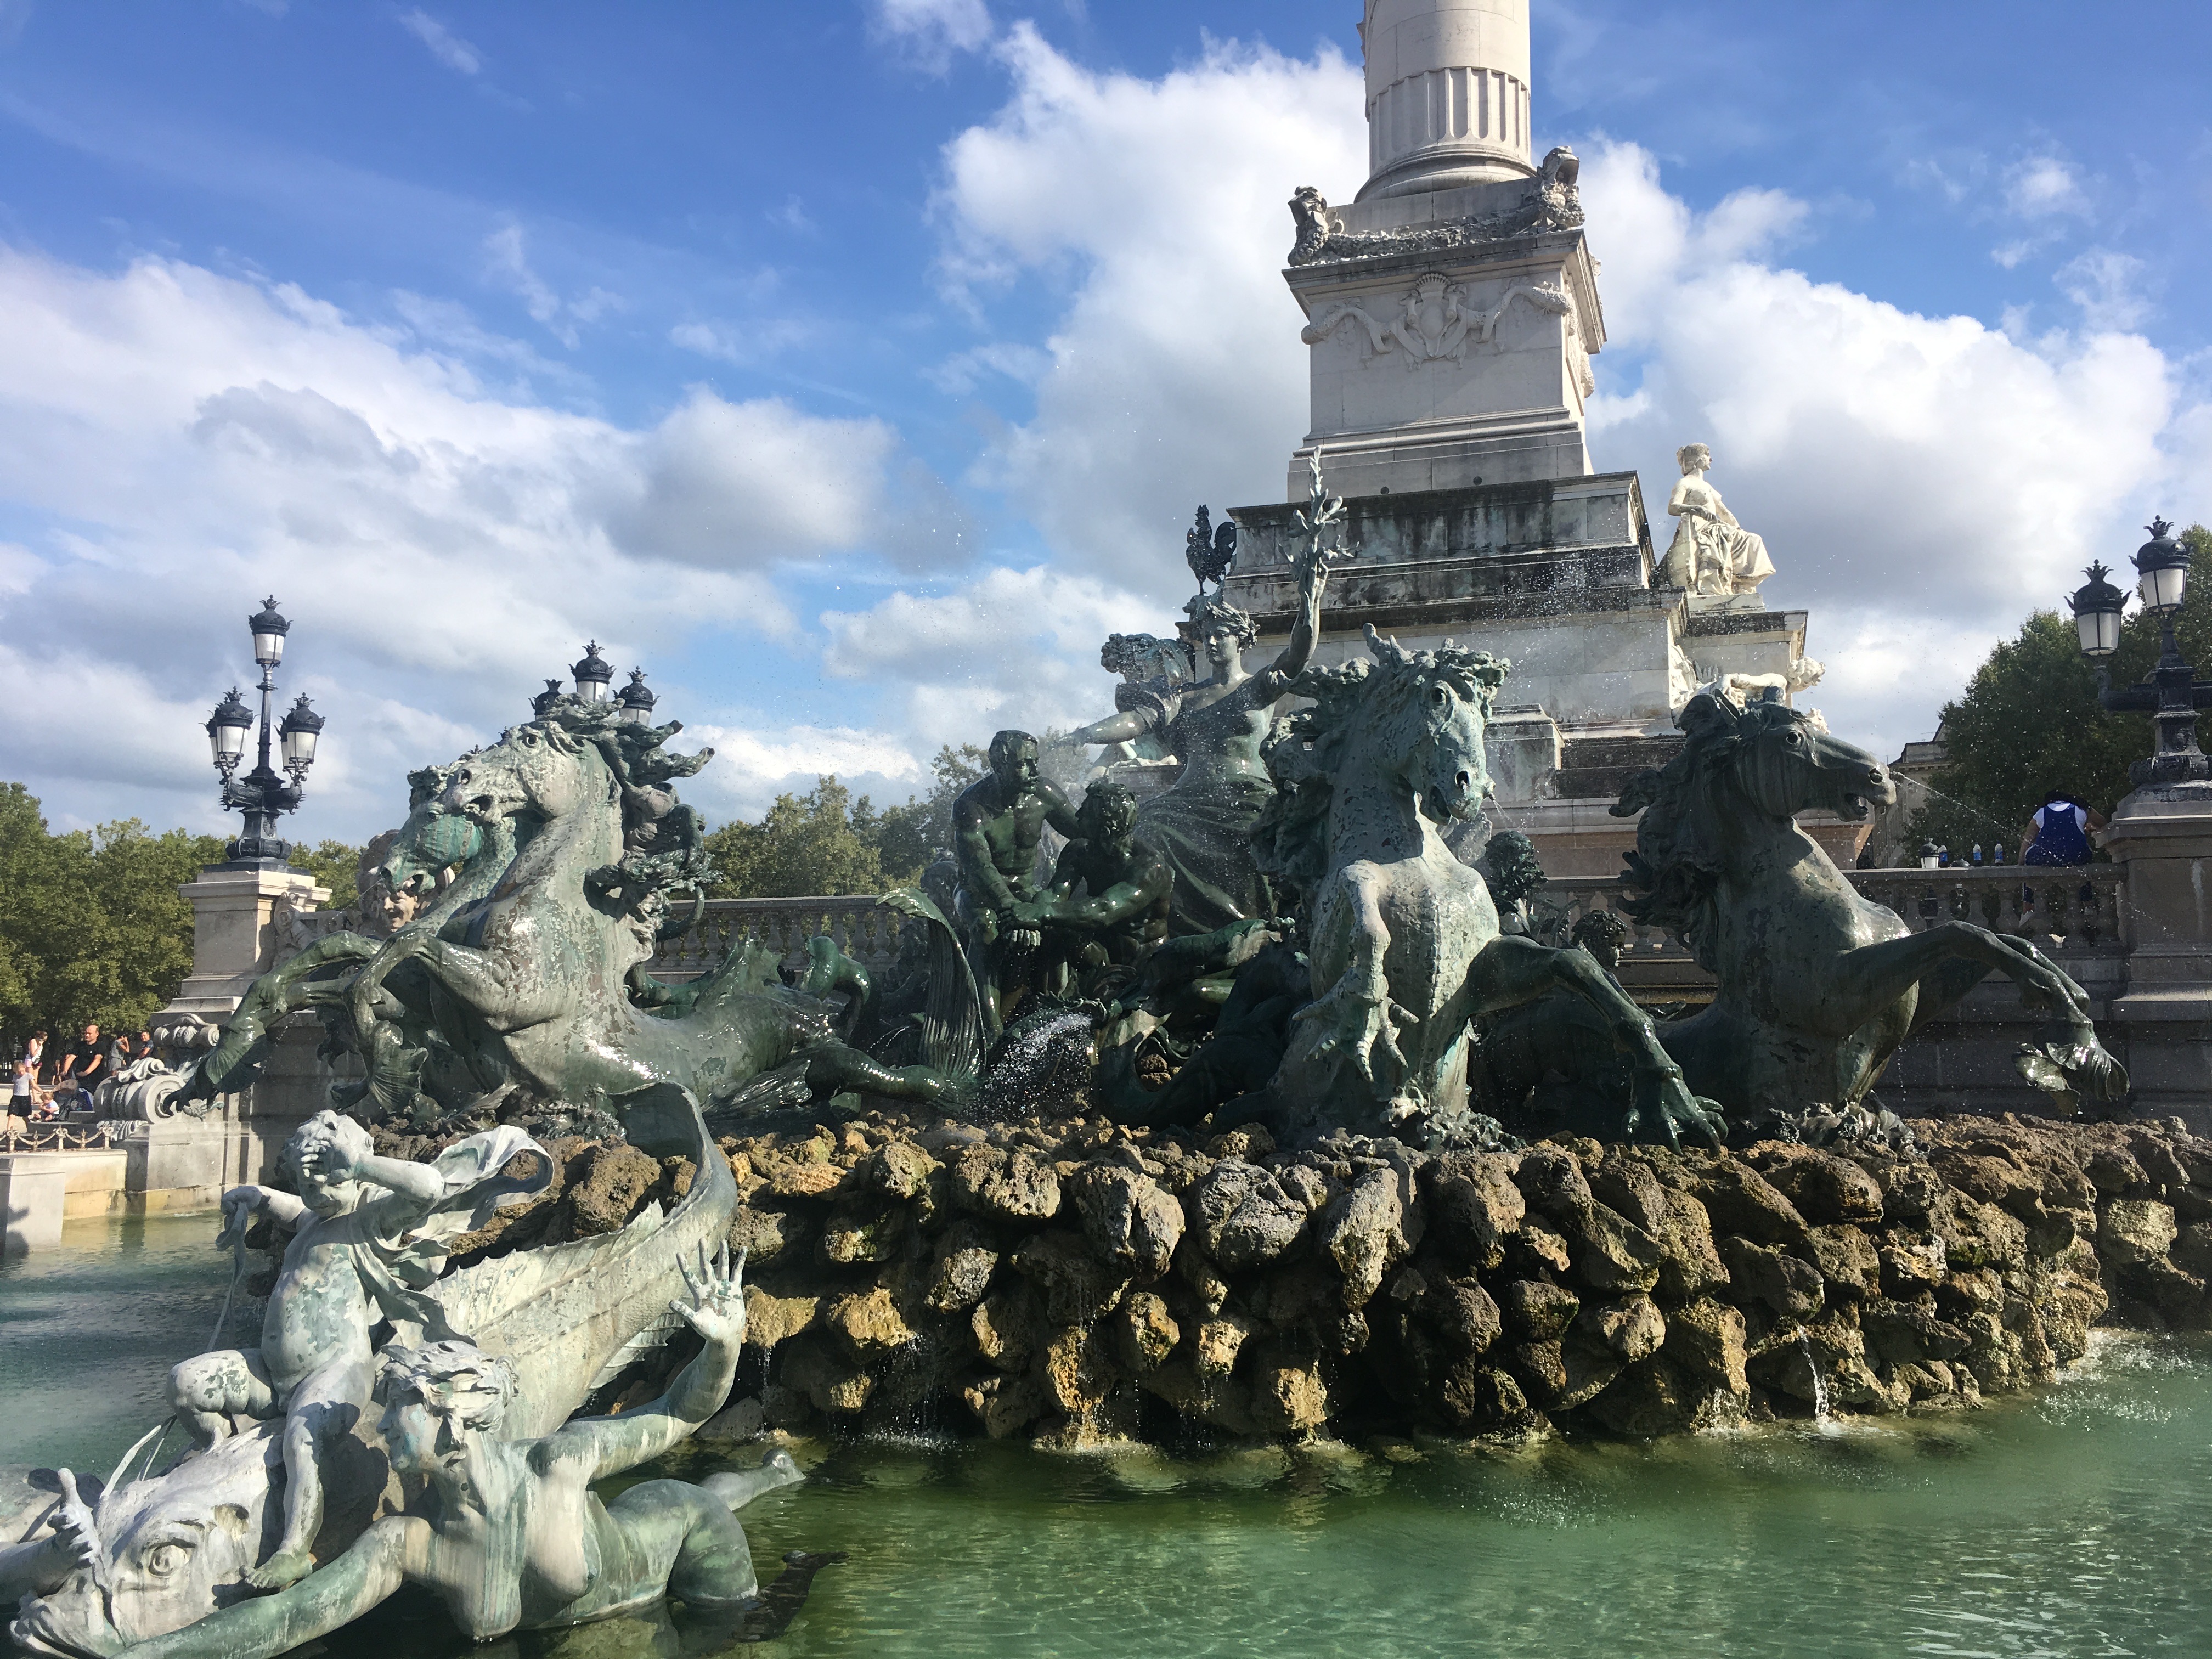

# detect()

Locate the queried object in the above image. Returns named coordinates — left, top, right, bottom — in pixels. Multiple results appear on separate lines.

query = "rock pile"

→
left=714, top=1111, right=2212, bottom=1446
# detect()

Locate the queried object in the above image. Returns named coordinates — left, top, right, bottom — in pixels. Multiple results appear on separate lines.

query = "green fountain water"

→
left=9, top=1216, right=2211, bottom=1658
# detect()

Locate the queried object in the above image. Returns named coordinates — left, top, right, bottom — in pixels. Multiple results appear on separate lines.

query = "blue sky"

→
left=0, top=0, right=2205, bottom=847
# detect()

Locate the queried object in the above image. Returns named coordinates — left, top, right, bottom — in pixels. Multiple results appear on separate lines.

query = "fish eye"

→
left=144, top=1543, right=187, bottom=1577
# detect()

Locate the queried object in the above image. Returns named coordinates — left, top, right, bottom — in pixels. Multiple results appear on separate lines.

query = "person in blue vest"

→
left=2019, top=790, right=2106, bottom=866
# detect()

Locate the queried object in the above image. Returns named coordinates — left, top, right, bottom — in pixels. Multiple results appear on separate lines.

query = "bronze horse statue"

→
left=1254, top=627, right=1725, bottom=1149
left=1601, top=690, right=2125, bottom=1126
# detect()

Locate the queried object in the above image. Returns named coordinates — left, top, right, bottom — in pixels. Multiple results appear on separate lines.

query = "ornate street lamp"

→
left=572, top=640, right=614, bottom=704
left=206, top=597, right=325, bottom=864
left=2067, top=562, right=2125, bottom=658
left=531, top=678, right=566, bottom=718
left=2074, top=519, right=2212, bottom=788
left=616, top=668, right=657, bottom=726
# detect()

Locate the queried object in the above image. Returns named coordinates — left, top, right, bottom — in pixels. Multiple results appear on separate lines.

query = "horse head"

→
left=441, top=718, right=612, bottom=828
left=369, top=764, right=485, bottom=913
left=1358, top=624, right=1510, bottom=823
left=1688, top=691, right=1893, bottom=825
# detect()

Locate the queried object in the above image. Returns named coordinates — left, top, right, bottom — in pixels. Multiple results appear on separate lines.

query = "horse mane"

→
left=523, top=698, right=716, bottom=786
left=1610, top=691, right=1809, bottom=965
left=499, top=698, right=721, bottom=928
left=1250, top=626, right=1508, bottom=905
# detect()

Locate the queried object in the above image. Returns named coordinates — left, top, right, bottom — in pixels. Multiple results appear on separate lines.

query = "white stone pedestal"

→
left=168, top=862, right=330, bottom=1026
left=116, top=1120, right=236, bottom=1215
left=2102, top=783, right=2212, bottom=1133
left=1, top=1153, right=71, bottom=1255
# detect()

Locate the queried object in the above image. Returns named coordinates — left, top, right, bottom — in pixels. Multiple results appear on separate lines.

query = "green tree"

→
left=872, top=743, right=987, bottom=882
left=0, top=785, right=225, bottom=1045
left=290, top=837, right=366, bottom=902
left=1912, top=524, right=2212, bottom=856
left=703, top=777, right=887, bottom=898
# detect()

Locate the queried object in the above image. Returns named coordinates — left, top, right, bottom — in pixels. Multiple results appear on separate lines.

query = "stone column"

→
left=1360, top=0, right=1534, bottom=199
left=2101, top=782, right=2212, bottom=1133
left=169, top=863, right=330, bottom=1027
left=122, top=861, right=334, bottom=1210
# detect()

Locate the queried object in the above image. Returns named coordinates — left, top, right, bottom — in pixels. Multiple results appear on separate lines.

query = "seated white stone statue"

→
left=1664, top=443, right=1774, bottom=608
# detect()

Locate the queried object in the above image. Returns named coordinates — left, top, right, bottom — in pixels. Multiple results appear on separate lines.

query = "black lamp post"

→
left=571, top=640, right=614, bottom=704
left=615, top=668, right=657, bottom=725
left=2071, top=518, right=2212, bottom=788
left=205, top=597, right=325, bottom=864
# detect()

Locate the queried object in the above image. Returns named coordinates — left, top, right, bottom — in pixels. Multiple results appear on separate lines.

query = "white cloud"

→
left=921, top=340, right=1048, bottom=395
left=678, top=721, right=930, bottom=823
left=935, top=26, right=1363, bottom=596
left=871, top=0, right=994, bottom=73
left=821, top=564, right=1161, bottom=750
left=481, top=220, right=620, bottom=348
left=1577, top=140, right=2181, bottom=760
left=601, top=388, right=906, bottom=571
left=398, top=9, right=481, bottom=75
left=2003, top=154, right=2090, bottom=221
left=2056, top=249, right=2153, bottom=332
left=667, top=317, right=811, bottom=366
left=0, top=244, right=955, bottom=839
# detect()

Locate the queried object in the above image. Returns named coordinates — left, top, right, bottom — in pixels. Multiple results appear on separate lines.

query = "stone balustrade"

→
left=1527, top=864, right=2129, bottom=989
left=647, top=894, right=911, bottom=981
left=652, top=869, right=2133, bottom=995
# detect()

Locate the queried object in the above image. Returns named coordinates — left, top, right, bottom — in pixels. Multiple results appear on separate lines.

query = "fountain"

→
left=5, top=4, right=2208, bottom=1654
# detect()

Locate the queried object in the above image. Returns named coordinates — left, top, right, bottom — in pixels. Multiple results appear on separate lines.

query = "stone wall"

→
left=710, top=1110, right=2212, bottom=1448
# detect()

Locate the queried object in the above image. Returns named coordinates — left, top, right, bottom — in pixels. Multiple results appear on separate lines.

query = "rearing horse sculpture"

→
left=357, top=702, right=946, bottom=1114
left=1255, top=627, right=1725, bottom=1149
left=1610, top=689, right=2126, bottom=1122
left=184, top=702, right=944, bottom=1124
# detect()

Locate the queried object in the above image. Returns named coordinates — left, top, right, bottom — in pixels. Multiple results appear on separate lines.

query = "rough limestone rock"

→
left=565, top=1143, right=663, bottom=1235
left=1320, top=1166, right=1423, bottom=1306
left=1426, top=1151, right=1526, bottom=1268
left=715, top=1112, right=2212, bottom=1448
left=868, top=1138, right=941, bottom=1199
left=1756, top=1147, right=1886, bottom=1226
left=1011, top=1231, right=1132, bottom=1326
left=1799, top=1224, right=1880, bottom=1297
left=828, top=1285, right=915, bottom=1359
left=2100, top=1199, right=2179, bottom=1267
left=727, top=1203, right=812, bottom=1267
left=1190, top=1159, right=1308, bottom=1272
left=1503, top=1278, right=1581, bottom=1341
left=1114, top=1291, right=1180, bottom=1373
left=742, top=1284, right=823, bottom=1349
left=1689, top=1160, right=1808, bottom=1245
left=1069, top=1159, right=1185, bottom=1277
left=926, top=1222, right=1000, bottom=1312
left=1720, top=1237, right=1824, bottom=1319
left=950, top=1145, right=1063, bottom=1223
left=1588, top=1294, right=1666, bottom=1363
left=1662, top=1297, right=1748, bottom=1399
left=1249, top=1356, right=1330, bottom=1433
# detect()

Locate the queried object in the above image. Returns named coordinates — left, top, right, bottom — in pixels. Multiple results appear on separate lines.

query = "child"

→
left=167, top=1111, right=548, bottom=1589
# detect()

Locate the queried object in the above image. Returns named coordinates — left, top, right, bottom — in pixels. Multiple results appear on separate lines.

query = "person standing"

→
left=9, top=1053, right=30, bottom=1125
left=56, top=1022, right=105, bottom=1111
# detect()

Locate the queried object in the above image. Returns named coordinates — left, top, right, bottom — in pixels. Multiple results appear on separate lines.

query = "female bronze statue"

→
left=1062, top=526, right=1341, bottom=936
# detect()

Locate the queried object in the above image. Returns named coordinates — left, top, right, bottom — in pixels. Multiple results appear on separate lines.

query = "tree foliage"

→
left=291, top=838, right=366, bottom=902
left=700, top=744, right=992, bottom=899
left=1912, top=524, right=2212, bottom=856
left=0, top=784, right=227, bottom=1043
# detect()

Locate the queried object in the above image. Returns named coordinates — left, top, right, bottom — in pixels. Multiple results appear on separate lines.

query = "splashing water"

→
left=980, top=1008, right=1097, bottom=1120
left=1796, top=1330, right=1835, bottom=1431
